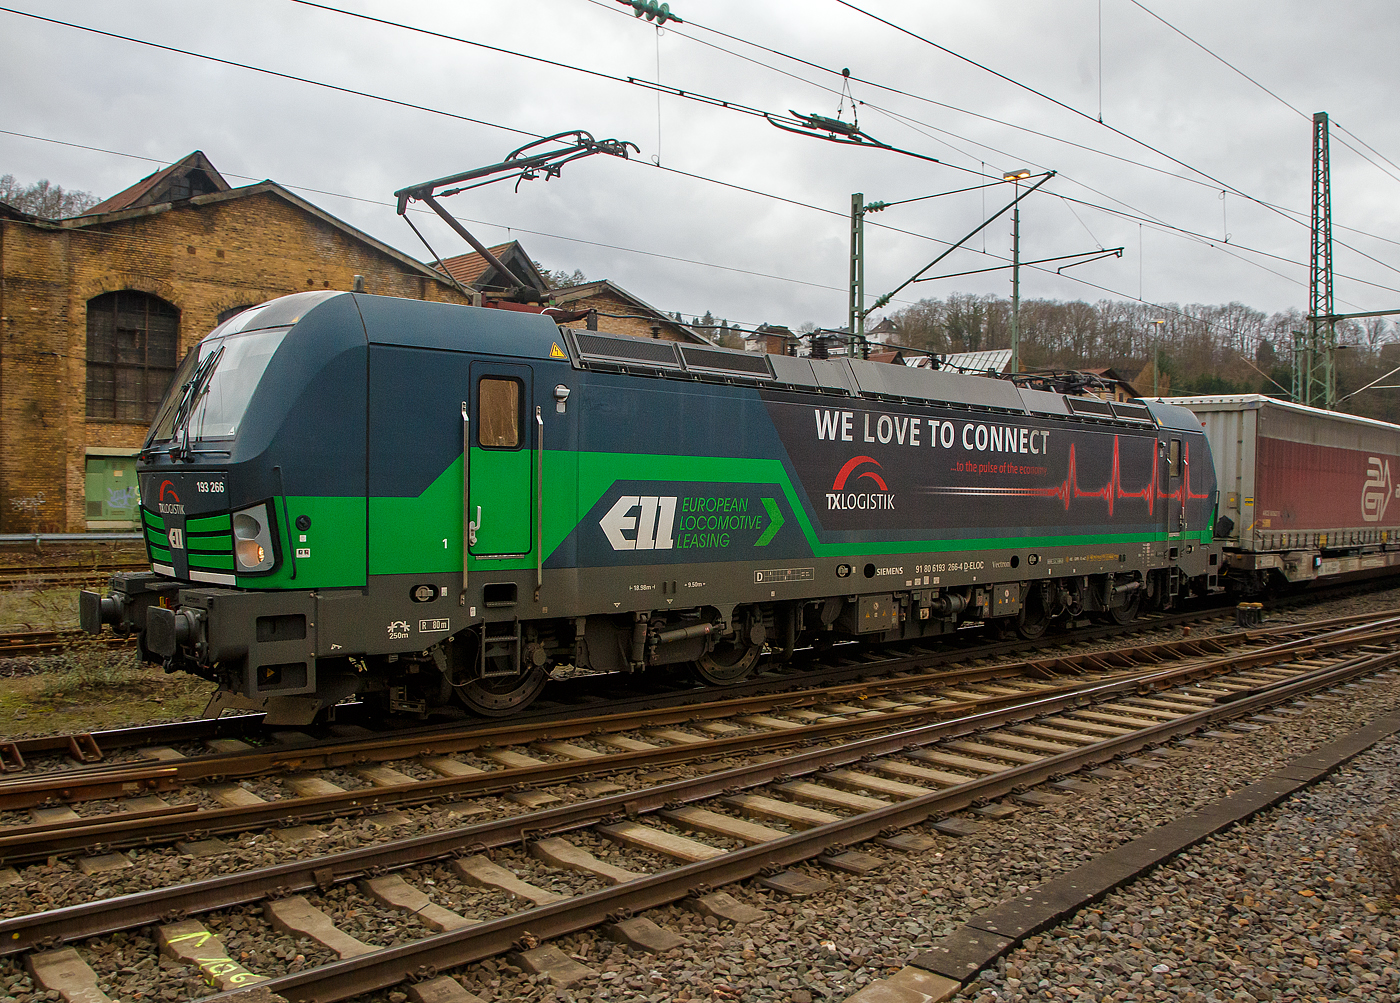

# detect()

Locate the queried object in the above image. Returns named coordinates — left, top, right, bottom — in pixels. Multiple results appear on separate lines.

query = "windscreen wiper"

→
left=169, top=344, right=224, bottom=461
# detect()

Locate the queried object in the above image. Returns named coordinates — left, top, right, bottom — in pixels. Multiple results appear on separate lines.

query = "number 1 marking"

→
left=443, top=538, right=448, bottom=548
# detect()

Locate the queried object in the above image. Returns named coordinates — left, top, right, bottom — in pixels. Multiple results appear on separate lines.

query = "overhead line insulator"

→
left=617, top=0, right=683, bottom=25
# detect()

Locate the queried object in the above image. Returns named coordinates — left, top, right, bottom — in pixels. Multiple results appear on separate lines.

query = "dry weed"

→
left=1360, top=804, right=1400, bottom=899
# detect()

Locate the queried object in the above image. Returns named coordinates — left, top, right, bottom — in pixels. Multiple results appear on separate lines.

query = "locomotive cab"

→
left=81, top=291, right=372, bottom=720
left=83, top=290, right=580, bottom=724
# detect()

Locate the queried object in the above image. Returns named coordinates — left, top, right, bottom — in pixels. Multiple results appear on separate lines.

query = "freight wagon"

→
left=1177, top=394, right=1400, bottom=592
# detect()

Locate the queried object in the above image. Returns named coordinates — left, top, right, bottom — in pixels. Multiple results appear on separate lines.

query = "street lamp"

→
left=1003, top=169, right=1032, bottom=373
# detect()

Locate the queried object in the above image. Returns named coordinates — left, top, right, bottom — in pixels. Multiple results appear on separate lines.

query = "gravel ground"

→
left=314, top=652, right=1400, bottom=1002
left=6, top=593, right=1400, bottom=1001
left=958, top=732, right=1400, bottom=1002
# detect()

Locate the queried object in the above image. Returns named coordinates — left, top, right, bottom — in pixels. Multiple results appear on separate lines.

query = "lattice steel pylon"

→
left=1301, top=111, right=1336, bottom=408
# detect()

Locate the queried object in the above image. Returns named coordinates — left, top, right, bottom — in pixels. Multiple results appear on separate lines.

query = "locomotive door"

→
left=468, top=362, right=534, bottom=557
left=1166, top=436, right=1183, bottom=538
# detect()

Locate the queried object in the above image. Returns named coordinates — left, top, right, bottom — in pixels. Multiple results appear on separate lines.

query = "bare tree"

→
left=0, top=174, right=99, bottom=217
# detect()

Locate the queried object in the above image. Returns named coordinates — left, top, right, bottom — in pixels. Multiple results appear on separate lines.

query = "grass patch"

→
left=0, top=584, right=81, bottom=632
left=0, top=582, right=215, bottom=737
left=0, top=643, right=214, bottom=738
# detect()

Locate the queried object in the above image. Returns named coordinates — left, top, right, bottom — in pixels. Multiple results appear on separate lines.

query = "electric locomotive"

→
left=81, top=290, right=1221, bottom=723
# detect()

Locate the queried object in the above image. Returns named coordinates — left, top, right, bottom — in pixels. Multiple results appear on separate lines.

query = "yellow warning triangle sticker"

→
left=550, top=342, right=568, bottom=359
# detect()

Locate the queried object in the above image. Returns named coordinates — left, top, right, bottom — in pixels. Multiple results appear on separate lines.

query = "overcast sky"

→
left=4, top=0, right=1399, bottom=334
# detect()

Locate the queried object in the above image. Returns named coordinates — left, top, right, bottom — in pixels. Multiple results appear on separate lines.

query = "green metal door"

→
left=84, top=454, right=139, bottom=526
left=468, top=363, right=534, bottom=557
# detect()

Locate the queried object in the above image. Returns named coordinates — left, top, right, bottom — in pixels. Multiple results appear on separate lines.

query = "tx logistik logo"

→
left=827, top=456, right=895, bottom=511
left=158, top=480, right=185, bottom=515
left=1362, top=456, right=1394, bottom=523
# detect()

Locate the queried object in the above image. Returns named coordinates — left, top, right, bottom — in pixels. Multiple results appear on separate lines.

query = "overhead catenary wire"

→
left=829, top=0, right=1398, bottom=239
left=1, top=11, right=1390, bottom=322
left=0, top=10, right=1379, bottom=310
left=184, top=0, right=1400, bottom=286
left=581, top=0, right=1400, bottom=281
left=1126, top=0, right=1400, bottom=186
left=1, top=123, right=1285, bottom=356
left=289, top=0, right=1400, bottom=263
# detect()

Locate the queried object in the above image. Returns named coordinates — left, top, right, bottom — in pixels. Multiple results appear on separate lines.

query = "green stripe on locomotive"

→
left=235, top=448, right=1206, bottom=587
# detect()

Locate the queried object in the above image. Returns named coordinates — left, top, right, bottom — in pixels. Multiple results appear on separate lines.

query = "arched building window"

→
left=86, top=291, right=179, bottom=421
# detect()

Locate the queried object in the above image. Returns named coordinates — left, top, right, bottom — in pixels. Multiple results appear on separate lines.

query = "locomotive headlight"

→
left=232, top=504, right=276, bottom=573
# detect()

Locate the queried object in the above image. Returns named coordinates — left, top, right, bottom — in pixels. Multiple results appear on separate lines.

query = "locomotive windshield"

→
left=146, top=325, right=289, bottom=444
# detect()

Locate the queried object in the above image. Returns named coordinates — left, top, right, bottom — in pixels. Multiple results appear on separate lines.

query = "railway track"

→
left=0, top=608, right=1373, bottom=838
left=0, top=565, right=145, bottom=591
left=0, top=603, right=1390, bottom=826
left=2, top=607, right=1399, bottom=1001
left=0, top=629, right=135, bottom=659
left=0, top=580, right=1355, bottom=769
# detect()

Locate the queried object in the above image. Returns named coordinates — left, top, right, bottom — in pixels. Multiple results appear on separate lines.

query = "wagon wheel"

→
left=448, top=632, right=549, bottom=717
left=691, top=638, right=762, bottom=685
left=1108, top=590, right=1143, bottom=625
left=1016, top=585, right=1051, bottom=640
left=455, top=666, right=549, bottom=716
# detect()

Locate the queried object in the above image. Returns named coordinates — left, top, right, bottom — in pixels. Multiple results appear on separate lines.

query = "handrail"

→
left=535, top=405, right=544, bottom=600
left=273, top=465, right=295, bottom=581
left=460, top=401, right=469, bottom=606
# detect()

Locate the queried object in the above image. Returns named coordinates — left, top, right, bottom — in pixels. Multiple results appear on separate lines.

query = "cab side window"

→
left=1168, top=438, right=1182, bottom=478
left=478, top=378, right=521, bottom=448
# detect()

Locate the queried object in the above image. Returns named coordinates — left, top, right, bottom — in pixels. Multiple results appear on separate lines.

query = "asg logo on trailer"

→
left=826, top=456, right=895, bottom=511
left=600, top=495, right=678, bottom=551
left=1362, top=456, right=1395, bottom=523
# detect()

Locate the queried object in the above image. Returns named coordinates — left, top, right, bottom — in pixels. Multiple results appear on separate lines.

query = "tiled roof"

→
left=86, top=151, right=230, bottom=214
left=550, top=280, right=711, bottom=345
left=438, top=243, right=520, bottom=286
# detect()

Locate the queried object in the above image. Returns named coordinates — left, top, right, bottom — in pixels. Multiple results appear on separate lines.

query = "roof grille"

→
left=573, top=332, right=682, bottom=369
left=1111, top=401, right=1155, bottom=423
left=679, top=345, right=772, bottom=378
left=1065, top=395, right=1114, bottom=417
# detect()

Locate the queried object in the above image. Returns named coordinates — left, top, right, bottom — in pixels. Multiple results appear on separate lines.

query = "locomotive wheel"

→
left=691, top=637, right=762, bottom=685
left=1108, top=591, right=1143, bottom=625
left=455, top=665, right=549, bottom=717
left=1016, top=587, right=1051, bottom=640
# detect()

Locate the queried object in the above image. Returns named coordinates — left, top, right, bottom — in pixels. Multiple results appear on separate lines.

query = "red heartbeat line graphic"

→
left=926, top=436, right=1212, bottom=516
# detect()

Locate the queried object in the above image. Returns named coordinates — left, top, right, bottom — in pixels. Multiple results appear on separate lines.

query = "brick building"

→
left=438, top=246, right=707, bottom=344
left=549, top=279, right=706, bottom=344
left=0, top=152, right=469, bottom=533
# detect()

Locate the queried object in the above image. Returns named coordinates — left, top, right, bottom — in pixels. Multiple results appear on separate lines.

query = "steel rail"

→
left=0, top=629, right=1321, bottom=822
left=0, top=611, right=1364, bottom=801
left=0, top=714, right=264, bottom=764
left=1, top=616, right=1396, bottom=843
left=0, top=630, right=135, bottom=657
left=4, top=634, right=1395, bottom=961
left=199, top=646, right=1400, bottom=1001
left=0, top=664, right=1192, bottom=860
left=0, top=636, right=1230, bottom=804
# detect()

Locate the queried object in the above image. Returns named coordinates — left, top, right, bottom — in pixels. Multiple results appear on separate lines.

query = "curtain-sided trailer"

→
left=1176, top=394, right=1400, bottom=591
